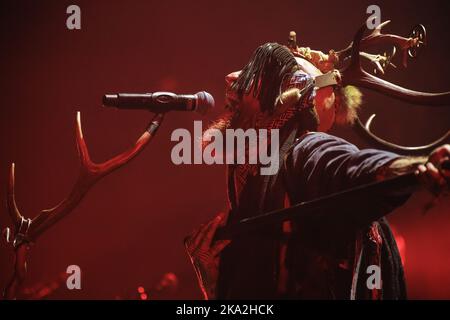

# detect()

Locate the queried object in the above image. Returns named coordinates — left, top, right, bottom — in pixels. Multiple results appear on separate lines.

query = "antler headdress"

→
left=337, top=21, right=449, bottom=154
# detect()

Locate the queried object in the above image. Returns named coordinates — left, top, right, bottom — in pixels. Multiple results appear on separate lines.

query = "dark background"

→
left=0, top=0, right=449, bottom=299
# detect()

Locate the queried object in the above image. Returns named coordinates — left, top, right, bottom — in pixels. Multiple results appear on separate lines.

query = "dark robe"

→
left=217, top=121, right=408, bottom=300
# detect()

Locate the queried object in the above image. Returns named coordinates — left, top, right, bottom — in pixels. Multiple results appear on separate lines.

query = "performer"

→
left=184, top=42, right=449, bottom=300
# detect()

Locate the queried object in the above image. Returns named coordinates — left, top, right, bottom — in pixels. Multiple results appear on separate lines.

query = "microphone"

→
left=102, top=91, right=214, bottom=115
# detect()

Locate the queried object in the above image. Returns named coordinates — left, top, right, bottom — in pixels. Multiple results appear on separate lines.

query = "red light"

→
left=140, top=293, right=148, bottom=300
left=137, top=286, right=145, bottom=294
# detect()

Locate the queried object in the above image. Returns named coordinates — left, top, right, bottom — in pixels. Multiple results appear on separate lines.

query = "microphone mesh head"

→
left=195, top=91, right=215, bottom=115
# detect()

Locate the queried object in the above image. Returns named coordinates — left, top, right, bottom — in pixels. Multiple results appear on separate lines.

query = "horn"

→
left=340, top=24, right=450, bottom=106
left=340, top=23, right=449, bottom=153
left=354, top=114, right=450, bottom=155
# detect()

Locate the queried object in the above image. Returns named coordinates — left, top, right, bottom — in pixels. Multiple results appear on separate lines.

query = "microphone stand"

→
left=2, top=112, right=165, bottom=300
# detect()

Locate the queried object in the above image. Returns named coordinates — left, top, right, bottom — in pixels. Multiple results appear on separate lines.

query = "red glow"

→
left=140, top=293, right=148, bottom=300
left=0, top=0, right=448, bottom=300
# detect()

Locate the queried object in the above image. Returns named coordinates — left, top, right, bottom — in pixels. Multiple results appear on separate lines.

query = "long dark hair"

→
left=231, top=43, right=298, bottom=114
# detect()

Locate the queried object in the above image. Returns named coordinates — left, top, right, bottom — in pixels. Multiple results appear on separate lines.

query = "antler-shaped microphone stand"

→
left=2, top=111, right=164, bottom=299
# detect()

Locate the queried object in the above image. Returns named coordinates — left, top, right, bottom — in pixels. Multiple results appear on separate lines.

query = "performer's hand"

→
left=184, top=212, right=231, bottom=300
left=416, top=144, right=450, bottom=195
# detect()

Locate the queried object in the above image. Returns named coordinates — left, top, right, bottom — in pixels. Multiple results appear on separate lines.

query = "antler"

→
left=354, top=115, right=450, bottom=155
left=339, top=22, right=450, bottom=154
left=337, top=20, right=424, bottom=68
left=3, top=111, right=164, bottom=299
